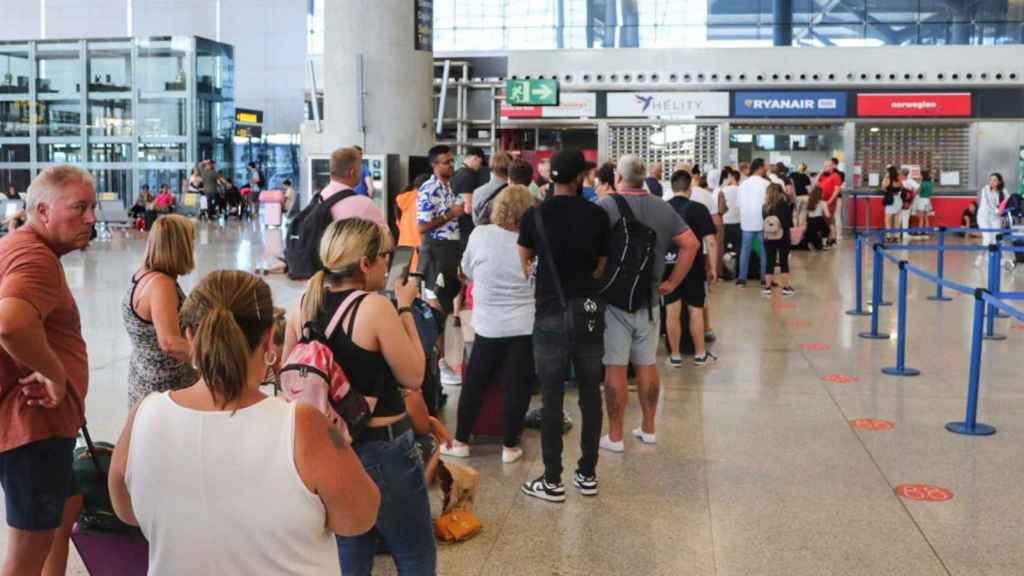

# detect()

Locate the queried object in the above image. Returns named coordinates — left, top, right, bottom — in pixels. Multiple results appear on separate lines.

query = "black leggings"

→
left=455, top=334, right=533, bottom=447
left=765, top=240, right=790, bottom=274
left=806, top=216, right=828, bottom=250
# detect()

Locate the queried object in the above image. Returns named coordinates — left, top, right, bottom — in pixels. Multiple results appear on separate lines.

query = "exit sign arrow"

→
left=506, top=79, right=559, bottom=107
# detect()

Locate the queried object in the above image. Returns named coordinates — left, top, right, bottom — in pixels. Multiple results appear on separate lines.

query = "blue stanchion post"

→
left=927, top=226, right=953, bottom=302
left=994, top=236, right=1010, bottom=318
left=876, top=237, right=893, bottom=307
left=946, top=289, right=997, bottom=436
left=882, top=261, right=921, bottom=377
left=859, top=243, right=890, bottom=340
left=846, top=234, right=871, bottom=316
left=984, top=244, right=1007, bottom=341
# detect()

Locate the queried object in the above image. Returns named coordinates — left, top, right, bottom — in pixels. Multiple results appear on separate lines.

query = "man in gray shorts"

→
left=597, top=155, right=700, bottom=453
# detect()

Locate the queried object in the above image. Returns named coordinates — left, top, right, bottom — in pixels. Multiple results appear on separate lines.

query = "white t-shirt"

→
left=738, top=175, right=770, bottom=231
left=461, top=225, right=535, bottom=338
left=903, top=177, right=920, bottom=192
left=722, top=185, right=741, bottom=225
left=690, top=186, right=716, bottom=216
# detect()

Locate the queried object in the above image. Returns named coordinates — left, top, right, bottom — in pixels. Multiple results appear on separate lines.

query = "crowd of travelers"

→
left=4, top=140, right=1024, bottom=576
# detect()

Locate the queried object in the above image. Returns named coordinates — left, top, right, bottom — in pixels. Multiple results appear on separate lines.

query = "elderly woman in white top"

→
left=442, top=185, right=536, bottom=464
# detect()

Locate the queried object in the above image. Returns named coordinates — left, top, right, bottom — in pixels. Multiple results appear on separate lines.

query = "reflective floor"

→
left=8, top=222, right=1023, bottom=576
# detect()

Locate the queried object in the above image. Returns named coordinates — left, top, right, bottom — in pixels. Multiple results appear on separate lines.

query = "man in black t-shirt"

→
left=664, top=170, right=719, bottom=367
left=791, top=163, right=811, bottom=227
left=451, top=147, right=486, bottom=244
left=518, top=149, right=609, bottom=503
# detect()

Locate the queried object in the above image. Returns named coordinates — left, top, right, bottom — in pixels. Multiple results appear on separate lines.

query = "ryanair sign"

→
left=734, top=91, right=847, bottom=118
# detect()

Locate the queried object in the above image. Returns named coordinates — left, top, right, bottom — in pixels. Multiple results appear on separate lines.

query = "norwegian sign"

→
left=607, top=91, right=729, bottom=118
left=734, top=91, right=847, bottom=117
left=506, top=79, right=559, bottom=106
left=857, top=93, right=972, bottom=117
left=501, top=92, right=596, bottom=119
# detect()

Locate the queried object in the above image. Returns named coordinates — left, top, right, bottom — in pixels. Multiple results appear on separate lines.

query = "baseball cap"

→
left=550, top=150, right=588, bottom=184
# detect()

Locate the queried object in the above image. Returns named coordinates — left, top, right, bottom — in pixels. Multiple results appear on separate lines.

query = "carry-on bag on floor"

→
left=461, top=339, right=506, bottom=439
left=72, top=425, right=148, bottom=576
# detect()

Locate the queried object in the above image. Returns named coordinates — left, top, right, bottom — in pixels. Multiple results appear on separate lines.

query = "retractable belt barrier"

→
left=846, top=227, right=1024, bottom=437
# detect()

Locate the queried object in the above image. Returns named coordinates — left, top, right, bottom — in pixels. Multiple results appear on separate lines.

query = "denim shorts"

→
left=0, top=437, right=77, bottom=531
left=603, top=305, right=661, bottom=366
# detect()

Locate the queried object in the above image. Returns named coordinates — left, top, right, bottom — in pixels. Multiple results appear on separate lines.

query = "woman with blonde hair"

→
left=122, top=214, right=198, bottom=406
left=282, top=218, right=435, bottom=575
left=109, top=271, right=380, bottom=575
left=442, top=185, right=536, bottom=463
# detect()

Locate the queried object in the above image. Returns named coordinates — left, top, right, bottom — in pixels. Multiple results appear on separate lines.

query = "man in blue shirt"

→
left=352, top=145, right=375, bottom=197
left=416, top=144, right=463, bottom=384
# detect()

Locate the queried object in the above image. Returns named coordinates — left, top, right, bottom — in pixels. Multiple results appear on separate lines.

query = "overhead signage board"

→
left=734, top=91, right=847, bottom=117
left=857, top=93, right=972, bottom=117
left=414, top=0, right=433, bottom=52
left=235, top=108, right=263, bottom=125
left=506, top=79, right=559, bottom=106
left=606, top=91, right=729, bottom=118
left=501, top=92, right=596, bottom=119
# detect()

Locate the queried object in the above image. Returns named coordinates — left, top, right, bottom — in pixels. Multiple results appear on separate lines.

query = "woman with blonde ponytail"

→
left=107, top=270, right=381, bottom=576
left=283, top=218, right=436, bottom=575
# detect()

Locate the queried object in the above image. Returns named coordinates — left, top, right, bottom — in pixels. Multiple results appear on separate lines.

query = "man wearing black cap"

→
left=518, top=149, right=610, bottom=503
left=451, top=147, right=486, bottom=243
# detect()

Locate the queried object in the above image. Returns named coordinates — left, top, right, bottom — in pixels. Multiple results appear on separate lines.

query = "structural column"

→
left=773, top=0, right=793, bottom=46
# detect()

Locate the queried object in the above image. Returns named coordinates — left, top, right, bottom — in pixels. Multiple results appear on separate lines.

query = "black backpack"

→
left=285, top=189, right=354, bottom=280
left=599, top=194, right=658, bottom=313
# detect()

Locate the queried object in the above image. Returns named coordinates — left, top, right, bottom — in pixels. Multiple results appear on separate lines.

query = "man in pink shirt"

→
left=256, top=147, right=385, bottom=275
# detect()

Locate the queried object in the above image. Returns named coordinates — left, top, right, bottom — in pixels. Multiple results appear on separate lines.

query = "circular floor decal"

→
left=786, top=319, right=811, bottom=329
left=821, top=374, right=859, bottom=384
left=895, top=484, right=953, bottom=502
left=850, top=419, right=895, bottom=431
left=1013, top=324, right=1024, bottom=332
left=802, top=343, right=832, bottom=352
left=773, top=302, right=797, bottom=311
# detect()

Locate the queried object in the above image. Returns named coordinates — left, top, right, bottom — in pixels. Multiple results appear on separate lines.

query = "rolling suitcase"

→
left=71, top=426, right=149, bottom=575
left=259, top=190, right=284, bottom=228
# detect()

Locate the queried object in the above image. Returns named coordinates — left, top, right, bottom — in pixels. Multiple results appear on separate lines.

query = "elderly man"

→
left=0, top=165, right=96, bottom=575
left=597, top=155, right=699, bottom=454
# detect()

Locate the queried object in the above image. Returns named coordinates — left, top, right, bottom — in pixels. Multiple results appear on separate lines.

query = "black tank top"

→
left=318, top=290, right=406, bottom=418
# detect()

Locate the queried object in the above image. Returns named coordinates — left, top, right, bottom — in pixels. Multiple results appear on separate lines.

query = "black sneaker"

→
left=736, top=280, right=747, bottom=287
left=521, top=476, right=566, bottom=503
left=573, top=472, right=599, bottom=497
left=694, top=351, right=718, bottom=366
left=782, top=286, right=795, bottom=297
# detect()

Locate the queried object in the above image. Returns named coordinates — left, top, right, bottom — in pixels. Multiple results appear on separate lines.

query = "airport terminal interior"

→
left=2, top=1, right=1024, bottom=575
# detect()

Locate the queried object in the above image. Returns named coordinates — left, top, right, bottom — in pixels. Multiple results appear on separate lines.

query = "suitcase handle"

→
left=80, top=423, right=108, bottom=480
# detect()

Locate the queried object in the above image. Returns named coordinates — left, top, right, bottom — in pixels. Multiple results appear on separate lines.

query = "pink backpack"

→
left=280, top=291, right=375, bottom=439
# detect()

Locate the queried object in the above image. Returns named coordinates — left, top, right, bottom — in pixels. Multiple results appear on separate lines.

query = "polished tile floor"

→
left=7, top=222, right=1023, bottom=576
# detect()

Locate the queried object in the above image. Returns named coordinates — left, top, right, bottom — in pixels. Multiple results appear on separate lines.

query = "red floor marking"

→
left=895, top=484, right=954, bottom=502
left=802, top=342, right=831, bottom=352
left=850, top=419, right=895, bottom=431
left=821, top=374, right=859, bottom=384
left=1014, top=324, right=1024, bottom=332
left=773, top=302, right=797, bottom=311
left=785, top=319, right=811, bottom=329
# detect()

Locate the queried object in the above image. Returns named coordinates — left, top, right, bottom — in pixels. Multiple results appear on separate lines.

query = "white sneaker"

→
left=599, top=435, right=624, bottom=453
left=632, top=427, right=657, bottom=445
left=439, top=361, right=462, bottom=386
left=502, top=446, right=523, bottom=463
left=440, top=442, right=470, bottom=458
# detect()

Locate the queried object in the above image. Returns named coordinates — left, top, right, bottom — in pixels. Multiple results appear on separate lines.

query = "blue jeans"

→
left=338, top=430, right=436, bottom=576
left=739, top=230, right=767, bottom=282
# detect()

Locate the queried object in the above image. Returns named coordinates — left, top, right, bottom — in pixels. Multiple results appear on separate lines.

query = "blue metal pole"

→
left=877, top=237, right=892, bottom=307
left=984, top=244, right=1007, bottom=341
left=994, top=237, right=1010, bottom=319
left=946, top=290, right=996, bottom=436
left=883, top=261, right=920, bottom=376
left=846, top=234, right=870, bottom=316
left=859, top=243, right=890, bottom=340
left=928, top=226, right=952, bottom=302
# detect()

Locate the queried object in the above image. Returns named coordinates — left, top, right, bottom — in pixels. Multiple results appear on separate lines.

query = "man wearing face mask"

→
left=0, top=165, right=97, bottom=576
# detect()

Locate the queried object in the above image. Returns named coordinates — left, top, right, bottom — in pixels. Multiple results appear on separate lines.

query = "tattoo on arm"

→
left=327, top=425, right=350, bottom=450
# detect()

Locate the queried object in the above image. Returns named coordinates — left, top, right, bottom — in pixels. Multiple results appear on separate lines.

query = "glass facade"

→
left=430, top=0, right=1024, bottom=51
left=0, top=36, right=234, bottom=206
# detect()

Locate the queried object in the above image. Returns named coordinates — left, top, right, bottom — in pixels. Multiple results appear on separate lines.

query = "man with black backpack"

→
left=597, top=155, right=699, bottom=454
left=279, top=147, right=385, bottom=279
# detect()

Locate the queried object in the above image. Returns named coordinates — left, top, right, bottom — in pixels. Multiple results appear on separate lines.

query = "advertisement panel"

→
left=857, top=93, right=972, bottom=117
left=606, top=92, right=729, bottom=118
left=501, top=93, right=597, bottom=119
left=734, top=91, right=847, bottom=117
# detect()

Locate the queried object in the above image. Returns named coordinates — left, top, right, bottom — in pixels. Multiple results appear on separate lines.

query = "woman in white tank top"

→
left=107, top=271, right=381, bottom=575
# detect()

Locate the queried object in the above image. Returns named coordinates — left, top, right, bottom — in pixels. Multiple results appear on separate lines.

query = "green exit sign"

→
left=506, top=79, right=559, bottom=106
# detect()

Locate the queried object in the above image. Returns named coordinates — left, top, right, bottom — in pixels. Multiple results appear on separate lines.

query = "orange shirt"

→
left=0, top=228, right=88, bottom=451
left=395, top=190, right=421, bottom=271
